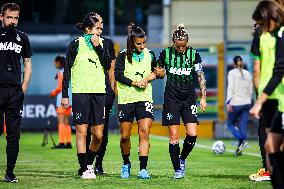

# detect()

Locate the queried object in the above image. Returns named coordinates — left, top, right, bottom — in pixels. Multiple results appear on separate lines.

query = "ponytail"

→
left=127, top=23, right=135, bottom=63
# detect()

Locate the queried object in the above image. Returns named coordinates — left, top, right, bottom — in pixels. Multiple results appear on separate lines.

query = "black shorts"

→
left=162, top=80, right=198, bottom=126
left=72, top=93, right=105, bottom=126
left=259, top=99, right=278, bottom=128
left=162, top=99, right=198, bottom=126
left=118, top=101, right=154, bottom=122
left=270, top=111, right=284, bottom=135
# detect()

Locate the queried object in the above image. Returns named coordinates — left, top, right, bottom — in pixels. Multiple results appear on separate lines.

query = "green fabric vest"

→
left=118, top=48, right=153, bottom=104
left=277, top=85, right=284, bottom=112
left=258, top=32, right=277, bottom=99
left=71, top=37, right=105, bottom=93
left=276, top=26, right=284, bottom=112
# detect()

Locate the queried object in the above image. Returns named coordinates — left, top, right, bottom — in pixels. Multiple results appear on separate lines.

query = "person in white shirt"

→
left=226, top=56, right=253, bottom=155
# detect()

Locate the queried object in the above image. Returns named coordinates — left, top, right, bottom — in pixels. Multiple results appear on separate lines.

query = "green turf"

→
left=0, top=133, right=271, bottom=189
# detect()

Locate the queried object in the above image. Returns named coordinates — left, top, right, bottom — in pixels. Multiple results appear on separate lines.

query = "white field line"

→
left=151, top=135, right=261, bottom=157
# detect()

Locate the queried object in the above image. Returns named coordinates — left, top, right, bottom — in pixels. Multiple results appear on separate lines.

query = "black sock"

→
left=269, top=152, right=284, bottom=188
left=139, top=156, right=148, bottom=170
left=180, top=135, right=197, bottom=161
left=257, top=126, right=267, bottom=170
left=86, top=149, right=97, bottom=165
left=122, top=153, right=130, bottom=165
left=169, top=143, right=180, bottom=171
left=77, top=153, right=87, bottom=175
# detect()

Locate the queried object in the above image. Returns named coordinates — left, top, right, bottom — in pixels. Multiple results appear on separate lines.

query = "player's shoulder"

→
left=277, top=26, right=284, bottom=39
left=16, top=30, right=29, bottom=41
left=118, top=49, right=126, bottom=57
left=102, top=36, right=114, bottom=44
left=69, top=37, right=80, bottom=47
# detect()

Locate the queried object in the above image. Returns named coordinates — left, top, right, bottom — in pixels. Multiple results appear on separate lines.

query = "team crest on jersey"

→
left=16, top=34, right=21, bottom=41
left=185, top=59, right=190, bottom=65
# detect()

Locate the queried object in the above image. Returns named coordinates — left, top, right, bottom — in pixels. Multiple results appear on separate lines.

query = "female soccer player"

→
left=115, top=23, right=164, bottom=179
left=226, top=55, right=252, bottom=155
left=49, top=55, right=72, bottom=149
left=158, top=24, right=207, bottom=179
left=61, top=12, right=111, bottom=179
left=249, top=0, right=284, bottom=182
left=249, top=0, right=284, bottom=187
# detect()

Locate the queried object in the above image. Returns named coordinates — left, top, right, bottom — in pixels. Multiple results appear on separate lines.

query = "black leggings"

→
left=0, top=86, right=24, bottom=173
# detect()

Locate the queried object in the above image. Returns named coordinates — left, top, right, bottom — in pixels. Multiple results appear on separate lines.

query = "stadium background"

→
left=1, top=0, right=259, bottom=139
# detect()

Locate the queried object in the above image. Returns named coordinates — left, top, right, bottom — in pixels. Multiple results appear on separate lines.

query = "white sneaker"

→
left=87, top=165, right=95, bottom=174
left=81, top=165, right=96, bottom=179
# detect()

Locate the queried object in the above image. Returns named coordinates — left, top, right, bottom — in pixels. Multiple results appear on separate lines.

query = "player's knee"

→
left=139, top=130, right=149, bottom=141
left=169, top=132, right=179, bottom=142
left=120, top=135, right=130, bottom=143
left=265, top=140, right=275, bottom=154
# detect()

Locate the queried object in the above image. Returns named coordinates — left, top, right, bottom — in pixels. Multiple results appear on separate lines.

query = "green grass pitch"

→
left=0, top=133, right=271, bottom=189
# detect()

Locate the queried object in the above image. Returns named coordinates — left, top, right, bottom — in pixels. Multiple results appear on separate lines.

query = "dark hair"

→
left=233, top=55, right=244, bottom=76
left=233, top=55, right=242, bottom=64
left=76, top=12, right=101, bottom=32
left=126, top=23, right=146, bottom=63
left=54, top=55, right=66, bottom=69
left=1, top=3, right=20, bottom=15
left=273, top=0, right=284, bottom=8
left=172, top=23, right=188, bottom=43
left=252, top=0, right=284, bottom=33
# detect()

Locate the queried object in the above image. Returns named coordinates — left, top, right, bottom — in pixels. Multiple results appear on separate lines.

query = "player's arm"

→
left=49, top=72, right=63, bottom=98
left=106, top=39, right=117, bottom=92
left=136, top=51, right=161, bottom=88
left=22, top=57, right=32, bottom=94
left=155, top=49, right=166, bottom=78
left=21, top=33, right=32, bottom=94
left=195, top=52, right=207, bottom=112
left=253, top=59, right=260, bottom=90
left=226, top=72, right=234, bottom=112
left=62, top=40, right=77, bottom=107
left=250, top=28, right=261, bottom=91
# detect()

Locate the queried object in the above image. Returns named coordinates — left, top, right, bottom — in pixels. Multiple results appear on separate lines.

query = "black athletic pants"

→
left=0, top=85, right=24, bottom=173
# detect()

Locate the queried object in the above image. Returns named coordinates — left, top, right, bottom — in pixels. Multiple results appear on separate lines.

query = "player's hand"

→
left=91, top=34, right=100, bottom=47
left=61, top=98, right=69, bottom=109
left=200, top=97, right=207, bottom=112
left=21, top=83, right=28, bottom=94
left=154, top=67, right=164, bottom=77
left=226, top=104, right=233, bottom=112
left=249, top=101, right=262, bottom=119
left=136, top=79, right=148, bottom=89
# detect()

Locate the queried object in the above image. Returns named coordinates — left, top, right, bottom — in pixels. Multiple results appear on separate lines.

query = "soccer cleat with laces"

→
left=95, top=166, right=107, bottom=175
left=4, top=172, right=18, bottom=183
left=249, top=168, right=271, bottom=181
left=235, top=140, right=248, bottom=155
left=121, top=163, right=131, bottom=178
left=174, top=169, right=184, bottom=179
left=180, top=159, right=186, bottom=174
left=137, top=169, right=150, bottom=179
